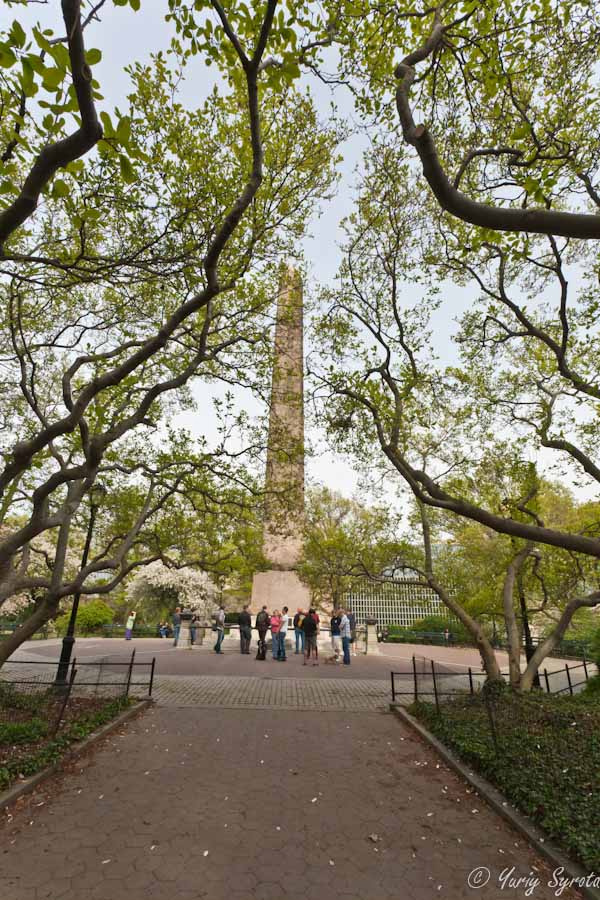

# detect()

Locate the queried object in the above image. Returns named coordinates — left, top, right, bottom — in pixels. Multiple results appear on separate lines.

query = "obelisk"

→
left=250, top=264, right=311, bottom=612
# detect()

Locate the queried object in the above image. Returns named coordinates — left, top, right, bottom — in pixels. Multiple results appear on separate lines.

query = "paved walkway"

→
left=153, top=674, right=391, bottom=709
left=0, top=706, right=579, bottom=900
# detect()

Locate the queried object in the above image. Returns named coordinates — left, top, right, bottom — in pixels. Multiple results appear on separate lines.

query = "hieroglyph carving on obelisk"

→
left=250, top=264, right=311, bottom=611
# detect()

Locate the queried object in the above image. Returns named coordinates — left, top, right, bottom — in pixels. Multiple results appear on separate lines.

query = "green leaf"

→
left=52, top=179, right=70, bottom=198
left=119, top=154, right=136, bottom=184
left=86, top=48, right=102, bottom=65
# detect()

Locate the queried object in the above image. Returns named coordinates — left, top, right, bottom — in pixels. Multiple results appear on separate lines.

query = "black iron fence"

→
left=390, top=654, right=595, bottom=705
left=0, top=650, right=156, bottom=699
left=382, top=628, right=594, bottom=660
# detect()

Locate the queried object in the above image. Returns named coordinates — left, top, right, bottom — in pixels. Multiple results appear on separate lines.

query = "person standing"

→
left=255, top=606, right=270, bottom=660
left=172, top=607, right=181, bottom=647
left=190, top=614, right=198, bottom=646
left=348, top=610, right=357, bottom=656
left=293, top=608, right=305, bottom=655
left=339, top=608, right=351, bottom=666
left=277, top=607, right=289, bottom=660
left=269, top=609, right=282, bottom=659
left=125, top=611, right=136, bottom=640
left=302, top=608, right=319, bottom=666
left=239, top=604, right=252, bottom=654
left=214, top=604, right=226, bottom=654
left=330, top=611, right=342, bottom=661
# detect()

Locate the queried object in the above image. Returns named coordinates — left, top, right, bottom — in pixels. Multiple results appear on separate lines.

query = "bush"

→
left=387, top=615, right=472, bottom=644
left=54, top=599, right=114, bottom=636
left=413, top=693, right=600, bottom=869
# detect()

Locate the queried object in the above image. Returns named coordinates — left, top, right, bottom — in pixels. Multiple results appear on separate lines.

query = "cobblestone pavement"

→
left=0, top=706, right=579, bottom=900
left=153, top=674, right=392, bottom=709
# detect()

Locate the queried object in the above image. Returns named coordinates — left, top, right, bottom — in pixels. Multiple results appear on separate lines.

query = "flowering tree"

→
left=125, top=561, right=218, bottom=623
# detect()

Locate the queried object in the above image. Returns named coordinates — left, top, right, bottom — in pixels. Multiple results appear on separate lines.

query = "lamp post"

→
left=55, top=483, right=106, bottom=686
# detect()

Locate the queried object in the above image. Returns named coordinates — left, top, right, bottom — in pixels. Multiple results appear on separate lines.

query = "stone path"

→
left=0, top=706, right=578, bottom=900
left=153, top=674, right=391, bottom=710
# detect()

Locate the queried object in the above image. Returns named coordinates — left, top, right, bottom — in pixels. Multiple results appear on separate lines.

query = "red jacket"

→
left=270, top=614, right=282, bottom=634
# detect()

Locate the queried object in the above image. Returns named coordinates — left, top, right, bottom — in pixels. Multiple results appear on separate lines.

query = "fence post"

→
left=565, top=663, right=573, bottom=696
left=51, top=662, right=77, bottom=738
left=483, top=691, right=499, bottom=755
left=582, top=654, right=589, bottom=680
left=543, top=668, right=550, bottom=693
left=468, top=667, right=474, bottom=695
left=149, top=657, right=156, bottom=698
left=390, top=671, right=396, bottom=703
left=125, top=648, right=136, bottom=698
left=412, top=656, right=418, bottom=704
left=431, top=659, right=440, bottom=715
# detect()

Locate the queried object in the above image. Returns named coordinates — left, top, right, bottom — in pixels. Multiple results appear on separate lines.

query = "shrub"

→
left=54, top=599, right=114, bottom=636
left=0, top=719, right=48, bottom=745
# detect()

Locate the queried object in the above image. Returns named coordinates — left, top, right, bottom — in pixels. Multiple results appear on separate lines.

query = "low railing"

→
left=390, top=654, right=595, bottom=706
left=0, top=649, right=156, bottom=698
left=382, top=629, right=594, bottom=660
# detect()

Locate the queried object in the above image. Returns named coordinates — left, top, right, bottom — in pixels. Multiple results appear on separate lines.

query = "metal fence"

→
left=0, top=650, right=156, bottom=699
left=390, top=654, right=595, bottom=705
left=382, top=629, right=594, bottom=660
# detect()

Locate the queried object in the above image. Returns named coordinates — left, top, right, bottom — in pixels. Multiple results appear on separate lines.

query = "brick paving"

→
left=152, top=674, right=391, bottom=710
left=0, top=706, right=579, bottom=900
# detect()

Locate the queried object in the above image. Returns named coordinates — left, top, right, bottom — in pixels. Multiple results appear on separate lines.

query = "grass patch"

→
left=411, top=691, right=600, bottom=870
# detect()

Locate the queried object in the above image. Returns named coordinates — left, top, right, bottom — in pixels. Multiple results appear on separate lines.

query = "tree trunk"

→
left=418, top=500, right=503, bottom=683
left=502, top=544, right=537, bottom=689
left=520, top=590, right=600, bottom=691
left=0, top=596, right=57, bottom=668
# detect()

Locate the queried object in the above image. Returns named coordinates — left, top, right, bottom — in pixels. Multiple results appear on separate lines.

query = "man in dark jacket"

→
left=239, top=605, right=252, bottom=654
left=302, top=608, right=319, bottom=666
left=255, top=606, right=270, bottom=660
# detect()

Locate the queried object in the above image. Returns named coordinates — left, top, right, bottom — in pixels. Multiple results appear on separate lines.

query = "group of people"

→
left=163, top=604, right=359, bottom=666
left=233, top=605, right=357, bottom=666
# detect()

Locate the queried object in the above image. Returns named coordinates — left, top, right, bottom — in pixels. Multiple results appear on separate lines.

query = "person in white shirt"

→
left=339, top=609, right=351, bottom=666
left=214, top=605, right=226, bottom=654
left=277, top=606, right=289, bottom=661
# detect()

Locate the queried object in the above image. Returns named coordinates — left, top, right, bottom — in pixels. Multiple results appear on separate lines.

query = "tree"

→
left=125, top=561, right=218, bottom=622
left=313, top=141, right=600, bottom=687
left=299, top=486, right=402, bottom=609
left=0, top=3, right=341, bottom=660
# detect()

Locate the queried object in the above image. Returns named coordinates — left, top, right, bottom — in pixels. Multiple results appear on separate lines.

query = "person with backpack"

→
left=302, top=608, right=319, bottom=666
left=238, top=604, right=252, bottom=654
left=255, top=606, right=270, bottom=661
left=330, top=611, right=342, bottom=661
left=293, top=608, right=305, bottom=654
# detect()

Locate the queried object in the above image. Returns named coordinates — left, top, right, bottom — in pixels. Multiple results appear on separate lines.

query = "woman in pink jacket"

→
left=269, top=610, right=282, bottom=659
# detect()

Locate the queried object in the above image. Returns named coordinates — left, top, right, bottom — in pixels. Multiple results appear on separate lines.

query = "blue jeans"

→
left=278, top=632, right=287, bottom=659
left=295, top=628, right=305, bottom=653
left=342, top=636, right=351, bottom=665
left=271, top=632, right=279, bottom=658
left=173, top=624, right=181, bottom=646
left=214, top=628, right=225, bottom=652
